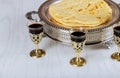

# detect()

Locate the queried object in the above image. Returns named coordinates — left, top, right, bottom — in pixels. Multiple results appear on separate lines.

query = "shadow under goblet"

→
left=111, top=26, right=120, bottom=61
left=70, top=31, right=86, bottom=67
left=28, top=24, right=45, bottom=58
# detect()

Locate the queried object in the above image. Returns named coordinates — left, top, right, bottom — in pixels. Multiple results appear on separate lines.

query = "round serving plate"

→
left=38, top=0, right=120, bottom=45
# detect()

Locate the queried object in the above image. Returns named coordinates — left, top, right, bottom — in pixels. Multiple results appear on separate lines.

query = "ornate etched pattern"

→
left=72, top=41, right=85, bottom=53
left=30, top=33, right=43, bottom=44
left=114, top=35, right=120, bottom=46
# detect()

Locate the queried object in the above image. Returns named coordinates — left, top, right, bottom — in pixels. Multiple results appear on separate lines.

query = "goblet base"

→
left=70, top=57, right=86, bottom=67
left=30, top=49, right=46, bottom=58
left=111, top=52, right=120, bottom=61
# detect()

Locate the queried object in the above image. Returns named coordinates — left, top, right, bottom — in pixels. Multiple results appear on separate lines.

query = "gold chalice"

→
left=70, top=31, right=86, bottom=67
left=28, top=23, right=45, bottom=58
left=111, top=26, right=120, bottom=61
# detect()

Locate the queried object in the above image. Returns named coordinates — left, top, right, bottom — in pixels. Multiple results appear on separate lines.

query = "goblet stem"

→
left=35, top=44, right=39, bottom=53
left=76, top=52, right=80, bottom=62
left=118, top=46, right=120, bottom=55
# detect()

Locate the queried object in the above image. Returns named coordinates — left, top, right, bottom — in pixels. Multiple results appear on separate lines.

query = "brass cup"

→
left=70, top=31, right=86, bottom=67
left=111, top=26, right=120, bottom=61
left=28, top=24, right=46, bottom=58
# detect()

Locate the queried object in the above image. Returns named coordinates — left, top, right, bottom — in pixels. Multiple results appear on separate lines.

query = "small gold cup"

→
left=70, top=31, right=86, bottom=67
left=28, top=23, right=45, bottom=58
left=111, top=26, right=120, bottom=61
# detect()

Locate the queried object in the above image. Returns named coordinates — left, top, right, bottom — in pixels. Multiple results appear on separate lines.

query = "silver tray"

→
left=28, top=0, right=120, bottom=45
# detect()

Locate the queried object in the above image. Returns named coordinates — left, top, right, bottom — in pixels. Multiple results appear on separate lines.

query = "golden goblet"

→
left=28, top=23, right=45, bottom=58
left=70, top=31, right=86, bottom=67
left=111, top=26, right=120, bottom=61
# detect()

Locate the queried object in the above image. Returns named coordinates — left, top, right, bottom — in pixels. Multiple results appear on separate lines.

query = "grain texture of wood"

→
left=0, top=0, right=120, bottom=78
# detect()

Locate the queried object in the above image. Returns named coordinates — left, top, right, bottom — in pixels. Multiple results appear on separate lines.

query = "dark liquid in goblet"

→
left=114, top=26, right=120, bottom=37
left=29, top=24, right=43, bottom=34
left=71, top=32, right=86, bottom=42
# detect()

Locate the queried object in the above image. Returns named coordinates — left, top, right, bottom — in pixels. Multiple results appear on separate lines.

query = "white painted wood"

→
left=0, top=0, right=120, bottom=78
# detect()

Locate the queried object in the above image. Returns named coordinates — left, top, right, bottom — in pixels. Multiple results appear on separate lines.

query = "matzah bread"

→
left=49, top=0, right=112, bottom=28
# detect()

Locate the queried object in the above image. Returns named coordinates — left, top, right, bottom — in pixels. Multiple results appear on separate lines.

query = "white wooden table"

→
left=0, top=0, right=120, bottom=78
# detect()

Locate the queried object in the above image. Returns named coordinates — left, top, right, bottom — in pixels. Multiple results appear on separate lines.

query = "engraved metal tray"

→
left=38, top=0, right=120, bottom=45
